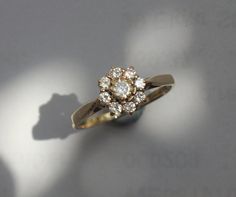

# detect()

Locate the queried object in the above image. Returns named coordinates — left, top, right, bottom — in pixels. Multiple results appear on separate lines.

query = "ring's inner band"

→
left=71, top=74, right=174, bottom=129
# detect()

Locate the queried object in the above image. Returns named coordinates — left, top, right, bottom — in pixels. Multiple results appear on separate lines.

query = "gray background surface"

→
left=0, top=0, right=236, bottom=197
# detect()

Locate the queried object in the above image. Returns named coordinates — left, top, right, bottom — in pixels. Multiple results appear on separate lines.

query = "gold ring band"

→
left=71, top=66, right=174, bottom=129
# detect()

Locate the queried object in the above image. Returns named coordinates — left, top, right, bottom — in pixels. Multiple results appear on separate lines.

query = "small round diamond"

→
left=99, top=76, right=111, bottom=90
left=98, top=92, right=111, bottom=104
left=135, top=77, right=146, bottom=89
left=110, top=67, right=122, bottom=78
left=109, top=102, right=122, bottom=117
left=113, top=80, right=131, bottom=98
left=134, top=91, right=146, bottom=104
left=123, top=102, right=136, bottom=113
left=124, top=67, right=136, bottom=79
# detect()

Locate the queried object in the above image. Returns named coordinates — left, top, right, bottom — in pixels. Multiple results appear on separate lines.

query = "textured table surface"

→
left=0, top=0, right=236, bottom=197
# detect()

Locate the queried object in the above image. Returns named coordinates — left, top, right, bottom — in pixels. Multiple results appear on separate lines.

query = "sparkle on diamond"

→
left=123, top=102, right=136, bottom=113
left=99, top=76, right=111, bottom=90
left=135, top=77, right=146, bottom=89
left=110, top=67, right=122, bottom=78
left=113, top=80, right=131, bottom=99
left=98, top=92, right=111, bottom=104
left=109, top=102, right=122, bottom=117
left=124, top=67, right=136, bottom=79
left=134, top=91, right=146, bottom=104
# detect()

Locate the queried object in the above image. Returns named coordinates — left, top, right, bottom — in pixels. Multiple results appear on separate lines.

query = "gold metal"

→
left=71, top=74, right=174, bottom=129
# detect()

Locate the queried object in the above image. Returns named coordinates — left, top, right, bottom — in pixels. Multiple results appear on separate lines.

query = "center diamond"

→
left=113, top=80, right=131, bottom=99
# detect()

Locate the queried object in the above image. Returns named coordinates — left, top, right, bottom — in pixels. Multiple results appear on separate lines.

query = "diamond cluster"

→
left=98, top=66, right=146, bottom=118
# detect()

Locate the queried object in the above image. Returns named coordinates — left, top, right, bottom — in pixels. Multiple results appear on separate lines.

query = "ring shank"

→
left=71, top=74, right=174, bottom=129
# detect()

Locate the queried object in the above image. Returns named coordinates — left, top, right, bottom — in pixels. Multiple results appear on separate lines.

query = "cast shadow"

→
left=0, top=158, right=15, bottom=197
left=32, top=93, right=81, bottom=140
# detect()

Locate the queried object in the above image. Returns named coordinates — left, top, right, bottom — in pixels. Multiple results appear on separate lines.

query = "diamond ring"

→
left=71, top=66, right=175, bottom=129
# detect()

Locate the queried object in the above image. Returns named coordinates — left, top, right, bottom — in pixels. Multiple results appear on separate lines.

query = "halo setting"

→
left=98, top=66, right=146, bottom=117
